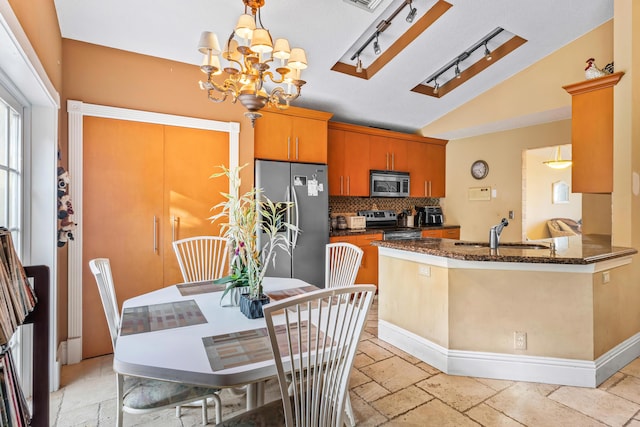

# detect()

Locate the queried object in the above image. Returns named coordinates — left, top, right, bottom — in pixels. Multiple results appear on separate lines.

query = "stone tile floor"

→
left=50, top=298, right=640, bottom=426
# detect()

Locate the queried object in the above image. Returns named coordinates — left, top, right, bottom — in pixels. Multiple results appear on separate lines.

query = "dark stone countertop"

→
left=371, top=234, right=637, bottom=265
left=330, top=224, right=460, bottom=238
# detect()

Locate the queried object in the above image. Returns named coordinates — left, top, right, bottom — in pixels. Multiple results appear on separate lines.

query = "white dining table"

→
left=113, top=277, right=319, bottom=409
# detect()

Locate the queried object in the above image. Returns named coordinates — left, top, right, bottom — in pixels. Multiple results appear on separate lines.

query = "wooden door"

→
left=343, top=132, right=370, bottom=196
left=254, top=112, right=292, bottom=161
left=292, top=116, right=327, bottom=163
left=328, top=129, right=346, bottom=195
left=83, top=117, right=165, bottom=358
left=162, top=126, right=230, bottom=286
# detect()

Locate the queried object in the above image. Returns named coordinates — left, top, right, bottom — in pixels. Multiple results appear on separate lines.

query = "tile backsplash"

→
left=329, top=196, right=440, bottom=216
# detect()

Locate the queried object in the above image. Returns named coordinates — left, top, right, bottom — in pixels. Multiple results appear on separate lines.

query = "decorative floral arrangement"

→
left=209, top=164, right=297, bottom=302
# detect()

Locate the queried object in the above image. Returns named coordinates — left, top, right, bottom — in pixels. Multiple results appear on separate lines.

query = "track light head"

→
left=373, top=36, right=381, bottom=55
left=484, top=41, right=492, bottom=61
left=455, top=62, right=461, bottom=79
left=406, top=7, right=417, bottom=23
left=433, top=80, right=439, bottom=94
left=356, top=56, right=363, bottom=73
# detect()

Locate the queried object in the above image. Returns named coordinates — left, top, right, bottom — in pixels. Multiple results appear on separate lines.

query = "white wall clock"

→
left=471, top=160, right=489, bottom=180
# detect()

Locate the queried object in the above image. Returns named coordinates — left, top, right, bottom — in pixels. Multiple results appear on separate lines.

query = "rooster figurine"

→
left=585, top=58, right=607, bottom=80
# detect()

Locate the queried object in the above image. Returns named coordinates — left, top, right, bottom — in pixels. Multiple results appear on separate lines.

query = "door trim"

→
left=66, top=100, right=239, bottom=364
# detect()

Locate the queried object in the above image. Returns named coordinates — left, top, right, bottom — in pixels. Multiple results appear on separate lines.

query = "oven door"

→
left=370, top=170, right=410, bottom=197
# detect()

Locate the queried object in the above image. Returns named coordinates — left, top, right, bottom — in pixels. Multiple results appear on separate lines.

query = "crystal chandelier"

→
left=197, top=0, right=308, bottom=126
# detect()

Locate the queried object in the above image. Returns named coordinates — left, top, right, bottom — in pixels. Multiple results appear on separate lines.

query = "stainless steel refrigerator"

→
left=255, top=160, right=329, bottom=288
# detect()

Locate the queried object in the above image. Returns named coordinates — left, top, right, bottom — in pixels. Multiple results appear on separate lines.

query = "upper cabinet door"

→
left=369, top=136, right=407, bottom=171
left=328, top=128, right=346, bottom=196
left=563, top=73, right=623, bottom=193
left=254, top=108, right=332, bottom=163
left=254, top=112, right=293, bottom=161
left=292, top=116, right=328, bottom=163
left=407, top=141, right=446, bottom=197
left=343, top=132, right=370, bottom=196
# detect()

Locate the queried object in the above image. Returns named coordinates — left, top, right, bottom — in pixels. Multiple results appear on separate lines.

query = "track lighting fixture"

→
left=373, top=35, right=381, bottom=55
left=350, top=0, right=417, bottom=67
left=484, top=41, right=492, bottom=61
left=406, top=1, right=417, bottom=23
left=423, top=27, right=505, bottom=95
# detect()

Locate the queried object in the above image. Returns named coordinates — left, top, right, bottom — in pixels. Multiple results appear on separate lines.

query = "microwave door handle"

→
left=291, top=185, right=300, bottom=248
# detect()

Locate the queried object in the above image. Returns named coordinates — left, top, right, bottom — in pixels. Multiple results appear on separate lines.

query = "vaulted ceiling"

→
left=54, top=0, right=612, bottom=134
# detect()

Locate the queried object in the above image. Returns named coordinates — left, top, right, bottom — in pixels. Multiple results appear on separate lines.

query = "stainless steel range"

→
left=357, top=209, right=422, bottom=240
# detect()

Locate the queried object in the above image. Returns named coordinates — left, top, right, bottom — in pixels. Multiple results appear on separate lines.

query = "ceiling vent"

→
left=343, top=0, right=385, bottom=12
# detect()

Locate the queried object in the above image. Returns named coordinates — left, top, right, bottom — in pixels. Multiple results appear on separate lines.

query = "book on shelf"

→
left=0, top=228, right=37, bottom=346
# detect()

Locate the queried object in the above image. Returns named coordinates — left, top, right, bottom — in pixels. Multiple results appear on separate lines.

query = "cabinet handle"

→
left=428, top=181, right=432, bottom=197
left=172, top=216, right=179, bottom=242
left=385, top=153, right=389, bottom=170
left=347, top=176, right=350, bottom=195
left=424, top=181, right=427, bottom=197
left=392, top=152, right=395, bottom=170
left=295, top=137, right=299, bottom=160
left=153, top=216, right=158, bottom=252
left=287, top=136, right=291, bottom=160
left=340, top=176, right=344, bottom=195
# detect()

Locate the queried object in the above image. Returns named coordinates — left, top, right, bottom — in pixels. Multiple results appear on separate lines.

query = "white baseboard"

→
left=66, top=337, right=82, bottom=365
left=57, top=341, right=67, bottom=366
left=378, top=320, right=640, bottom=387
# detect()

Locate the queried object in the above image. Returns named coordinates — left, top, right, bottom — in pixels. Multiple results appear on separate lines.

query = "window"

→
left=0, top=89, right=22, bottom=253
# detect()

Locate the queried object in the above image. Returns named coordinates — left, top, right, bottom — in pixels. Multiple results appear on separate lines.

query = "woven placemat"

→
left=120, top=299, right=207, bottom=335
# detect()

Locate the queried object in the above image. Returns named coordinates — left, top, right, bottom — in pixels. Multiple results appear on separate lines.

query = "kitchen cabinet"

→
left=330, top=233, right=383, bottom=287
left=327, top=128, right=370, bottom=196
left=369, top=136, right=408, bottom=171
left=254, top=107, right=333, bottom=163
left=408, top=141, right=446, bottom=197
left=563, top=72, right=623, bottom=193
left=82, top=117, right=229, bottom=358
left=328, top=121, right=447, bottom=197
left=421, top=227, right=460, bottom=239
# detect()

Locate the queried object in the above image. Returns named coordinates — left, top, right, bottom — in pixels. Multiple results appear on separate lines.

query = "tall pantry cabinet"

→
left=82, top=117, right=229, bottom=358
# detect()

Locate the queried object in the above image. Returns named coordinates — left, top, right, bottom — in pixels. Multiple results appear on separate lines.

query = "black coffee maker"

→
left=415, top=206, right=444, bottom=226
left=415, top=206, right=428, bottom=227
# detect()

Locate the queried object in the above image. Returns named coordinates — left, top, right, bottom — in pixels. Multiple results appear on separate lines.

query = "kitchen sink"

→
left=454, top=242, right=549, bottom=250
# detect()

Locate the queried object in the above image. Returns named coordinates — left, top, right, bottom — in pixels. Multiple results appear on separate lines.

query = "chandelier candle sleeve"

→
left=198, top=0, right=307, bottom=127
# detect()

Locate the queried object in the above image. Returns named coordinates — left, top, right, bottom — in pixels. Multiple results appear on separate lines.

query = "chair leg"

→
left=344, top=393, right=356, bottom=427
left=209, top=393, right=222, bottom=424
left=116, top=374, right=124, bottom=427
left=201, top=398, right=208, bottom=425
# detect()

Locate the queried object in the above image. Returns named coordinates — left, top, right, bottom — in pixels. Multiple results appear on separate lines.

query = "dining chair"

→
left=325, top=242, right=364, bottom=425
left=325, top=242, right=364, bottom=289
left=173, top=236, right=230, bottom=283
left=89, top=258, right=222, bottom=426
left=216, top=285, right=376, bottom=427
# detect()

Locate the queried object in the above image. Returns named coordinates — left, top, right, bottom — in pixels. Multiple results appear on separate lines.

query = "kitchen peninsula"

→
left=372, top=235, right=638, bottom=387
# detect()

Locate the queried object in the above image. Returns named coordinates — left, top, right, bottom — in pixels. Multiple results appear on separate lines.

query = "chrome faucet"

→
left=489, top=218, right=509, bottom=249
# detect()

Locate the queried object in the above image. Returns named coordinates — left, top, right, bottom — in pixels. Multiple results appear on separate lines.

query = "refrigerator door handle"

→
left=285, top=185, right=292, bottom=245
left=291, top=184, right=300, bottom=248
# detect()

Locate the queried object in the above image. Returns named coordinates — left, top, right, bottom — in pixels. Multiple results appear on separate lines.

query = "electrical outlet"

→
left=418, top=265, right=431, bottom=277
left=602, top=271, right=610, bottom=284
left=514, top=331, right=527, bottom=350
left=508, top=210, right=514, bottom=219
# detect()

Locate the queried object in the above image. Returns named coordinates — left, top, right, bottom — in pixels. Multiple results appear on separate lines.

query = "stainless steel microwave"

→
left=370, top=170, right=410, bottom=198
